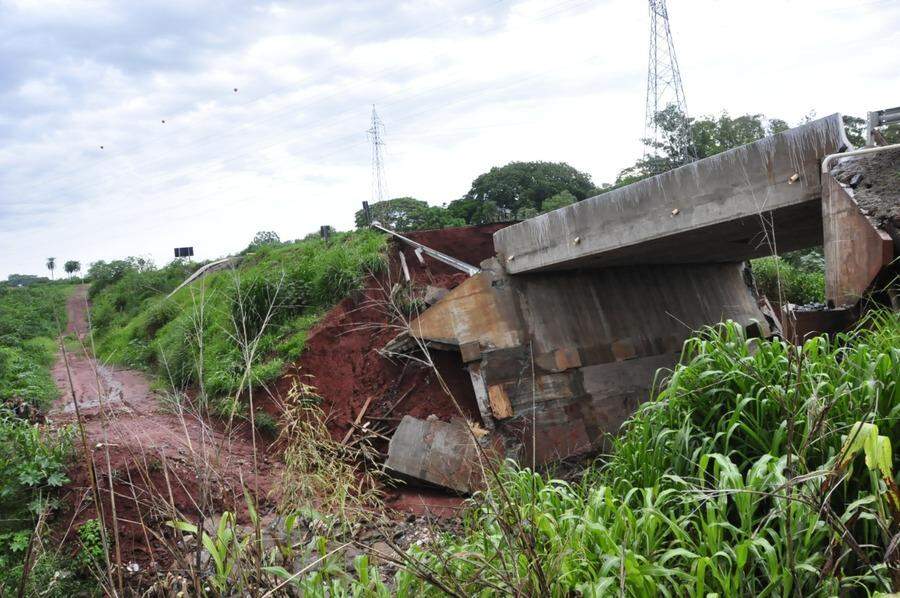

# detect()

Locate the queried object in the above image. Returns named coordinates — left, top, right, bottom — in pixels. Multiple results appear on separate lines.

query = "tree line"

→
left=44, top=257, right=81, bottom=280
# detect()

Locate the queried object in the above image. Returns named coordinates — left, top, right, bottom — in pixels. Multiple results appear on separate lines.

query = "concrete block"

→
left=459, top=340, right=482, bottom=363
left=385, top=416, right=490, bottom=494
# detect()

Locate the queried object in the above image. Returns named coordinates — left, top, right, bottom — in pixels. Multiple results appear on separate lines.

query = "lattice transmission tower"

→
left=644, top=0, right=692, bottom=161
left=367, top=105, right=388, bottom=204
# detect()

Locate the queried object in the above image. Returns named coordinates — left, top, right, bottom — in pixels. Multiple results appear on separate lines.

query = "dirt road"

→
left=51, top=286, right=280, bottom=566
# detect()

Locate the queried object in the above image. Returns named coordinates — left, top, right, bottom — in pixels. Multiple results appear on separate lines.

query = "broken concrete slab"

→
left=397, top=258, right=769, bottom=466
left=494, top=114, right=849, bottom=273
left=402, top=268, right=523, bottom=351
left=380, top=118, right=899, bottom=479
left=385, top=415, right=495, bottom=494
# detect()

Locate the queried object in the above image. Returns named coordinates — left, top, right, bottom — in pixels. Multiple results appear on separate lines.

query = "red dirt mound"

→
left=278, top=223, right=509, bottom=447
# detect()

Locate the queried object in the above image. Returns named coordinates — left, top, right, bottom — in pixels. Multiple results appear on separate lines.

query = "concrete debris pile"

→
left=278, top=224, right=508, bottom=497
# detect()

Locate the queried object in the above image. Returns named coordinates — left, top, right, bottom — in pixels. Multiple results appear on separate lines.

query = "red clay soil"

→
left=51, top=286, right=281, bottom=570
left=277, top=223, right=510, bottom=511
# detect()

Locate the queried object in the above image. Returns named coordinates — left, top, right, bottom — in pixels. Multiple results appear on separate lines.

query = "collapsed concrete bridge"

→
left=382, top=113, right=898, bottom=492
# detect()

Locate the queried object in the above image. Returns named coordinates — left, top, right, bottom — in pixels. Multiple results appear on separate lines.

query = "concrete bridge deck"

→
left=494, top=114, right=850, bottom=272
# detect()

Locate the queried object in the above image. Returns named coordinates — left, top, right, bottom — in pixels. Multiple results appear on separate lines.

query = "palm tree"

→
left=64, top=260, right=81, bottom=278
left=46, top=257, right=56, bottom=280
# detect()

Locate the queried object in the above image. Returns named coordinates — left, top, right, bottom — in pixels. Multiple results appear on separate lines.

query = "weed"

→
left=252, top=410, right=278, bottom=436
left=75, top=519, right=106, bottom=576
left=752, top=255, right=825, bottom=304
left=278, top=376, right=384, bottom=523
left=92, top=230, right=387, bottom=403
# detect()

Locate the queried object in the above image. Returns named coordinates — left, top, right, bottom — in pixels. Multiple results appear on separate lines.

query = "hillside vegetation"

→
left=402, top=312, right=899, bottom=595
left=5, top=234, right=894, bottom=594
left=0, top=284, right=75, bottom=594
left=89, top=230, right=386, bottom=417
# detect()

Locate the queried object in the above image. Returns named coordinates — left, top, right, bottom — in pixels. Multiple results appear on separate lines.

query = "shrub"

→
left=252, top=410, right=278, bottom=436
left=752, top=255, right=825, bottom=304
left=74, top=519, right=106, bottom=576
left=0, top=409, right=74, bottom=590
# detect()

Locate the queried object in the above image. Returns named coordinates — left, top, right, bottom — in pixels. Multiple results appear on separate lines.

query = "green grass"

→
left=0, top=283, right=70, bottom=411
left=0, top=283, right=76, bottom=593
left=153, top=311, right=900, bottom=596
left=91, top=230, right=387, bottom=412
left=752, top=255, right=825, bottom=305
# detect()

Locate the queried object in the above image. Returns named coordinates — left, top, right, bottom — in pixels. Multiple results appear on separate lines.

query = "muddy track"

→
left=50, top=285, right=281, bottom=566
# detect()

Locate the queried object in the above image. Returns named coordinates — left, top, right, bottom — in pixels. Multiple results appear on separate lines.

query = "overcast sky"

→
left=1, top=0, right=898, bottom=279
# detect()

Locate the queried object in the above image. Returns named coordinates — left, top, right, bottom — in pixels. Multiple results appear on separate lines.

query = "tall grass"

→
left=752, top=255, right=825, bottom=305
left=64, top=231, right=391, bottom=595
left=0, top=283, right=82, bottom=594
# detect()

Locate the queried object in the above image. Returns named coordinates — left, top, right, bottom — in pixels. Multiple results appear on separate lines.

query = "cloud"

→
left=1, top=0, right=899, bottom=279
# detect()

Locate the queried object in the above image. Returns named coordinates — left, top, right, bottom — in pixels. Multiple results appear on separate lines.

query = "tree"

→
left=45, top=257, right=55, bottom=280
left=843, top=115, right=866, bottom=147
left=842, top=114, right=900, bottom=147
left=87, top=260, right=134, bottom=295
left=354, top=197, right=464, bottom=231
left=446, top=198, right=501, bottom=226
left=247, top=231, right=281, bottom=252
left=610, top=109, right=789, bottom=188
left=541, top=190, right=576, bottom=212
left=512, top=190, right=577, bottom=220
left=459, top=161, right=598, bottom=222
left=514, top=206, right=539, bottom=220
left=3, top=274, right=49, bottom=287
left=64, top=260, right=81, bottom=278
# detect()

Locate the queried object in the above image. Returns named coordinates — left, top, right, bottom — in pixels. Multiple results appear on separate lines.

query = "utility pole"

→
left=644, top=0, right=692, bottom=162
left=367, top=105, right=388, bottom=204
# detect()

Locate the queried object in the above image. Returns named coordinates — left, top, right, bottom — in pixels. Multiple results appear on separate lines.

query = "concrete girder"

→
left=493, top=114, right=850, bottom=273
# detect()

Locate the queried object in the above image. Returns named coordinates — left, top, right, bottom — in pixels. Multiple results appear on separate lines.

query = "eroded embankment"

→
left=49, top=225, right=508, bottom=569
left=276, top=224, right=509, bottom=509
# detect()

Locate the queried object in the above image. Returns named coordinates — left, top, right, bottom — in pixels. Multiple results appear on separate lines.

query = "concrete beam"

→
left=822, top=173, right=894, bottom=307
left=494, top=114, right=850, bottom=273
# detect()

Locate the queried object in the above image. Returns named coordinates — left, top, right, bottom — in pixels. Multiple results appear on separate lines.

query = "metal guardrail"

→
left=166, top=257, right=237, bottom=298
left=370, top=222, right=481, bottom=276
